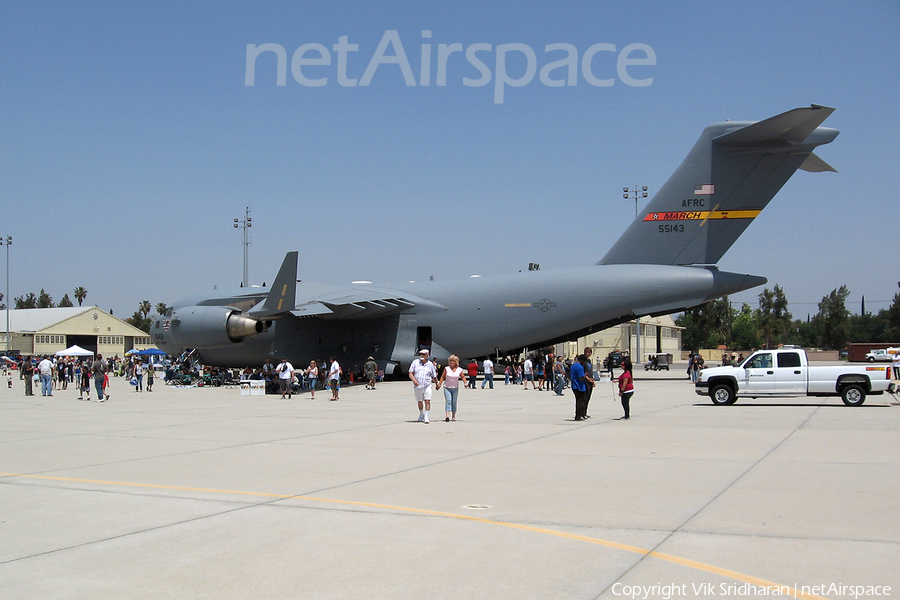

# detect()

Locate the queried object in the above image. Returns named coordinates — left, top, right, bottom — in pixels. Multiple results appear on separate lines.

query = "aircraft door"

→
left=742, top=352, right=775, bottom=395
left=774, top=351, right=806, bottom=395
left=416, top=327, right=432, bottom=355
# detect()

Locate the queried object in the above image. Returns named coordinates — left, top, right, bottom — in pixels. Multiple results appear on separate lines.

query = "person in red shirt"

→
left=615, top=359, right=634, bottom=420
left=466, top=359, right=478, bottom=389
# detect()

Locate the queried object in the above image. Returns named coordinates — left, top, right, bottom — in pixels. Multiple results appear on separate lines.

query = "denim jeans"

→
left=481, top=373, right=494, bottom=389
left=40, top=374, right=53, bottom=395
left=443, top=386, right=459, bottom=413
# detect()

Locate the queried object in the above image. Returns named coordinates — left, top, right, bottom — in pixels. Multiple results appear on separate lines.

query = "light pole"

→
left=233, top=207, right=252, bottom=287
left=623, top=186, right=648, bottom=363
left=623, top=185, right=649, bottom=220
left=1, top=235, right=11, bottom=356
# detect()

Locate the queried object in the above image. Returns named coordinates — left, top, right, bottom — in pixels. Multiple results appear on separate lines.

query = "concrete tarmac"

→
left=1, top=368, right=899, bottom=599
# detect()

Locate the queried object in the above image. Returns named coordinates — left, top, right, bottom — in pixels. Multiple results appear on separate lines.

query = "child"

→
left=80, top=365, right=92, bottom=400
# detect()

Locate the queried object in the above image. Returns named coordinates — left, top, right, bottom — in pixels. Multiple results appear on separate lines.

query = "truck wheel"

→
left=711, top=384, right=736, bottom=406
left=867, top=357, right=874, bottom=362
left=840, top=384, right=866, bottom=406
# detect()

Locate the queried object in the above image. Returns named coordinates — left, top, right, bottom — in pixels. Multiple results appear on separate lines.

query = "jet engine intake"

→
left=170, top=306, right=266, bottom=349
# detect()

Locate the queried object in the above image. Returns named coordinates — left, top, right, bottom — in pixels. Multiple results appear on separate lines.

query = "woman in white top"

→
left=436, top=354, right=467, bottom=422
left=306, top=360, right=318, bottom=399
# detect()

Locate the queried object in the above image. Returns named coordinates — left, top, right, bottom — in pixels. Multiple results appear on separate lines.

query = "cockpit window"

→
left=746, top=353, right=773, bottom=369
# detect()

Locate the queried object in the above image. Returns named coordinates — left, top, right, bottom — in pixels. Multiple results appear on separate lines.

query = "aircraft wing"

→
left=291, top=287, right=447, bottom=320
left=236, top=252, right=447, bottom=320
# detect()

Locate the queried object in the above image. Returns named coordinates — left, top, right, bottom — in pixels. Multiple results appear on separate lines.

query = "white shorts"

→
left=414, top=386, right=432, bottom=402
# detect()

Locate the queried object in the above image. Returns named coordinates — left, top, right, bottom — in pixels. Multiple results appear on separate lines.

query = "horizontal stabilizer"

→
left=714, top=104, right=834, bottom=145
left=799, top=152, right=836, bottom=173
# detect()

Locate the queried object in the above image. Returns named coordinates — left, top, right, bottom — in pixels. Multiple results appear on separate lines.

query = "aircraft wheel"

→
left=840, top=384, right=866, bottom=406
left=710, top=384, right=736, bottom=406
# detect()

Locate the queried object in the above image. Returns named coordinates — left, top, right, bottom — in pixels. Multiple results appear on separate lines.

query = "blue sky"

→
left=2, top=0, right=898, bottom=322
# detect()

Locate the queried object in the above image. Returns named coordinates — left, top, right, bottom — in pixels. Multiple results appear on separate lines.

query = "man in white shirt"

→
left=408, top=349, right=438, bottom=423
left=481, top=358, right=494, bottom=389
left=523, top=356, right=535, bottom=390
left=328, top=357, right=341, bottom=401
left=38, top=355, right=54, bottom=396
left=276, top=357, right=294, bottom=399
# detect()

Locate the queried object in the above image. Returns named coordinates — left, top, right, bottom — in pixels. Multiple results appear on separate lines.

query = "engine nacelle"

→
left=169, top=306, right=266, bottom=349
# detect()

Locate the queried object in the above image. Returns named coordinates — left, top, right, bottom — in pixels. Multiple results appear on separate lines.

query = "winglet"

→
left=249, top=251, right=298, bottom=318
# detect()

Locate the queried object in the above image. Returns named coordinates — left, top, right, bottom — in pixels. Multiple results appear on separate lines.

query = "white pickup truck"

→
left=695, top=348, right=892, bottom=406
left=865, top=348, right=899, bottom=362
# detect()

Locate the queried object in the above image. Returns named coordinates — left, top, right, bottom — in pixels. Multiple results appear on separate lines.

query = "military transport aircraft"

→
left=152, top=105, right=839, bottom=375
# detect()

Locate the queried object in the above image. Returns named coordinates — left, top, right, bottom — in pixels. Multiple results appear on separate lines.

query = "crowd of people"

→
left=409, top=347, right=634, bottom=423
left=6, top=353, right=119, bottom=402
left=2, top=348, right=638, bottom=421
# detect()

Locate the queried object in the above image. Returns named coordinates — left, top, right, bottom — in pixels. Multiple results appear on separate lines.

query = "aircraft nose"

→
left=151, top=316, right=181, bottom=356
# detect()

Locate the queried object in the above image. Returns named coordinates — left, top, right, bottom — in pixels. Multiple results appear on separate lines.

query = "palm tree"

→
left=37, top=289, right=54, bottom=308
left=155, top=302, right=169, bottom=316
left=73, top=287, right=88, bottom=307
left=139, top=300, right=152, bottom=319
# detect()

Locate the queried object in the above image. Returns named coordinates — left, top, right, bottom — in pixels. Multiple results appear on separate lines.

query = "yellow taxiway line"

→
left=1, top=471, right=826, bottom=599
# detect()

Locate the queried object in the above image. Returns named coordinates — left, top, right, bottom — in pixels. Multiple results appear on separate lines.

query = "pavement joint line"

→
left=0, top=471, right=828, bottom=600
left=0, top=404, right=640, bottom=489
left=593, top=404, right=824, bottom=599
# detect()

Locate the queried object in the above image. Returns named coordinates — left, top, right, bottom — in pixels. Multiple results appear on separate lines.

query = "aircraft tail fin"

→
left=599, top=105, right=838, bottom=266
left=249, top=251, right=298, bottom=318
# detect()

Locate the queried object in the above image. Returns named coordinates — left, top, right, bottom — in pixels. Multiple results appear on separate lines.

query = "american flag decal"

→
left=694, top=184, right=715, bottom=195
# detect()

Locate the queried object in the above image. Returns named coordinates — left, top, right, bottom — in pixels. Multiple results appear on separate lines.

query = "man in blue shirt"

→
left=570, top=354, right=588, bottom=421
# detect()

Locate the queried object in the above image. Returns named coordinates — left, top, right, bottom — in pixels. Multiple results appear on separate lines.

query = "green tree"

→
left=813, top=286, right=851, bottom=350
left=793, top=317, right=818, bottom=348
left=73, top=286, right=88, bottom=307
left=676, top=297, right=734, bottom=350
left=731, top=303, right=760, bottom=350
left=847, top=312, right=890, bottom=343
left=139, top=300, right=152, bottom=319
left=126, top=310, right=153, bottom=333
left=886, top=281, right=900, bottom=341
left=0, top=291, right=4, bottom=311
left=155, top=302, right=169, bottom=316
left=58, top=293, right=74, bottom=308
left=37, top=289, right=54, bottom=308
left=756, top=285, right=792, bottom=349
left=15, top=293, right=37, bottom=309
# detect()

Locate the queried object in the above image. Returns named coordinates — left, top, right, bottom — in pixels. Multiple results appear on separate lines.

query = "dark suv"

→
left=603, top=351, right=625, bottom=369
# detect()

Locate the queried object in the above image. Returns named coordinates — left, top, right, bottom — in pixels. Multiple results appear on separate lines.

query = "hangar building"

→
left=1, top=307, right=154, bottom=358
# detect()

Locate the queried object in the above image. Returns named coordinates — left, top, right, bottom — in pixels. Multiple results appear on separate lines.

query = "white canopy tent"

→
left=55, top=345, right=94, bottom=357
